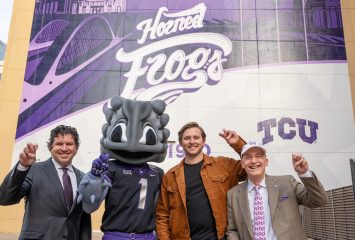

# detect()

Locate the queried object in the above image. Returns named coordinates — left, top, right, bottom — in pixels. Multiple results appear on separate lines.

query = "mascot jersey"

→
left=102, top=162, right=163, bottom=233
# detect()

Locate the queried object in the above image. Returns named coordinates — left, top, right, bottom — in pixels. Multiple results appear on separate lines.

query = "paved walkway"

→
left=0, top=232, right=315, bottom=240
left=0, top=232, right=103, bottom=239
left=0, top=233, right=18, bottom=240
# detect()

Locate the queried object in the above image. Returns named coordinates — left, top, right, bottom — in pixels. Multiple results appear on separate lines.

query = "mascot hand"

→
left=91, top=153, right=110, bottom=181
left=77, top=172, right=112, bottom=213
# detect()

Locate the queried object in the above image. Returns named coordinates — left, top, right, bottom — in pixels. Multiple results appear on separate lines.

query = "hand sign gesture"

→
left=91, top=153, right=110, bottom=177
left=219, top=129, right=240, bottom=146
left=91, top=153, right=111, bottom=183
left=292, top=153, right=309, bottom=175
left=19, top=143, right=38, bottom=167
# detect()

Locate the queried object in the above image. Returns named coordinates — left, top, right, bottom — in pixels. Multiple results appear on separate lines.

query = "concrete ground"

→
left=0, top=231, right=103, bottom=239
left=0, top=233, right=315, bottom=240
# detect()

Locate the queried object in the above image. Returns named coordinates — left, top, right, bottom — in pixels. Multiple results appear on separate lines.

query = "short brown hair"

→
left=178, top=122, right=206, bottom=144
left=47, top=125, right=80, bottom=150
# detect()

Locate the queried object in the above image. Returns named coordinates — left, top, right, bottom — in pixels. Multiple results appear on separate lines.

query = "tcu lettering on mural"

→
left=116, top=3, right=232, bottom=101
left=257, top=118, right=319, bottom=145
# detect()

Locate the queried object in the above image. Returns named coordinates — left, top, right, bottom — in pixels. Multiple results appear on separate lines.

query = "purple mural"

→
left=17, top=0, right=346, bottom=139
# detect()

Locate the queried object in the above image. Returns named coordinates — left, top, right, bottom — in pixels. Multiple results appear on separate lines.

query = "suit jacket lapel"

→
left=266, top=175, right=280, bottom=219
left=69, top=166, right=83, bottom=213
left=237, top=182, right=253, bottom=237
left=73, top=166, right=83, bottom=188
left=43, top=159, right=67, bottom=212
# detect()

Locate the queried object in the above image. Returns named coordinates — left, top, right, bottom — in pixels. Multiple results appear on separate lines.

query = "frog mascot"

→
left=77, top=96, right=170, bottom=240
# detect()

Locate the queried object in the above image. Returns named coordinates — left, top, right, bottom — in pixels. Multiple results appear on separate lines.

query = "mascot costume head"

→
left=100, top=96, right=170, bottom=165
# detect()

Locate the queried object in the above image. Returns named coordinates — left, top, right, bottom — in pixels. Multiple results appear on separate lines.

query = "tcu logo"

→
left=257, top=117, right=318, bottom=145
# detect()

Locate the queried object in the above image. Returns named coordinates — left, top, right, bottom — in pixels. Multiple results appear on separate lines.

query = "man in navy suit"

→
left=0, top=125, right=91, bottom=240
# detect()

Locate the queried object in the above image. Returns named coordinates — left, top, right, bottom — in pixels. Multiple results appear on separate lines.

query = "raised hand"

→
left=292, top=153, right=309, bottom=175
left=78, top=153, right=112, bottom=213
left=91, top=153, right=110, bottom=177
left=19, top=143, right=38, bottom=167
left=219, top=129, right=240, bottom=146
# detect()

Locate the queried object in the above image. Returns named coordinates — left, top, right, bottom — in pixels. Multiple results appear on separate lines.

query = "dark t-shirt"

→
left=101, top=161, right=163, bottom=233
left=184, top=160, right=218, bottom=240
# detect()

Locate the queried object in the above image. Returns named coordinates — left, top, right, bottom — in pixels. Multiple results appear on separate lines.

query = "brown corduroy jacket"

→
left=155, top=142, right=247, bottom=240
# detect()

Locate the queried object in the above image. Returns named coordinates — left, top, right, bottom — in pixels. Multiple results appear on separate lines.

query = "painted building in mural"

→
left=0, top=40, right=6, bottom=61
left=76, top=0, right=126, bottom=14
left=12, top=0, right=354, bottom=192
left=35, top=0, right=126, bottom=14
left=0, top=40, right=5, bottom=80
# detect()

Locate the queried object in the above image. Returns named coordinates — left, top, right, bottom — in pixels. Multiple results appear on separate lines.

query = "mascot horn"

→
left=77, top=96, right=170, bottom=239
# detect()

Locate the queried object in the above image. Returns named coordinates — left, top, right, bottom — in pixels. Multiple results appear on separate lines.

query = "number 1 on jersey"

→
left=138, top=178, right=148, bottom=209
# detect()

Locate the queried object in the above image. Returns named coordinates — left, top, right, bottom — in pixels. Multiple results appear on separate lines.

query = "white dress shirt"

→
left=247, top=171, right=312, bottom=240
left=51, top=158, right=78, bottom=202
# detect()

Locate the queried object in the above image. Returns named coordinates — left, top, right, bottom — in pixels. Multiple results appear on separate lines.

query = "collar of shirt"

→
left=51, top=158, right=74, bottom=173
left=247, top=177, right=267, bottom=193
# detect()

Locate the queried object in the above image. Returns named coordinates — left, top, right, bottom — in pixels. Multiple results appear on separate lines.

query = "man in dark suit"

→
left=0, top=125, right=91, bottom=240
left=226, top=141, right=327, bottom=240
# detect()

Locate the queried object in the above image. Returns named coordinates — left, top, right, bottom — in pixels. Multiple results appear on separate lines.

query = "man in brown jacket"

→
left=155, top=122, right=247, bottom=240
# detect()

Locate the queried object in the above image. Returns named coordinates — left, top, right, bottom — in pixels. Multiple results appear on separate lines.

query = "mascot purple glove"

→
left=91, top=153, right=111, bottom=183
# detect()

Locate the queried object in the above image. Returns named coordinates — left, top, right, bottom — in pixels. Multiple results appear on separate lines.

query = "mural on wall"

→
left=14, top=0, right=354, bottom=190
left=18, top=0, right=345, bottom=138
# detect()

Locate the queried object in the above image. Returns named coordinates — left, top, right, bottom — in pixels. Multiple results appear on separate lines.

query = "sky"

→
left=0, top=0, right=14, bottom=43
